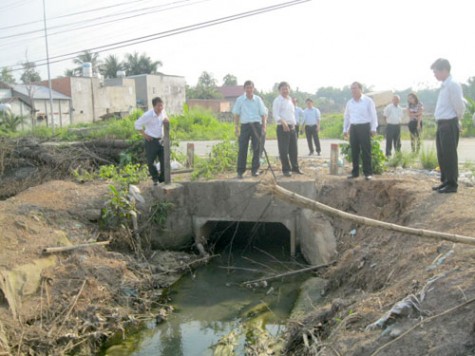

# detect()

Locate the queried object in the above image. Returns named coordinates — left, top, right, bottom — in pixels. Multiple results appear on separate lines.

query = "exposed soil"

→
left=282, top=167, right=475, bottom=355
left=1, top=139, right=474, bottom=355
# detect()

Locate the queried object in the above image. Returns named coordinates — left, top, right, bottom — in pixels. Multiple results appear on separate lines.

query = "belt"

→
left=352, top=122, right=370, bottom=126
left=150, top=137, right=162, bottom=142
left=437, top=117, right=458, bottom=125
left=241, top=122, right=261, bottom=125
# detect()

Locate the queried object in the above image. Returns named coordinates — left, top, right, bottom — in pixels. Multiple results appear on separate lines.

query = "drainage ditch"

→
left=105, top=222, right=311, bottom=355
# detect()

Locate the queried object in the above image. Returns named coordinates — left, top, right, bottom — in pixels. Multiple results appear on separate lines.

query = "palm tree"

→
left=73, top=50, right=102, bottom=75
left=0, top=111, right=27, bottom=132
left=102, top=54, right=124, bottom=79
left=124, top=52, right=162, bottom=76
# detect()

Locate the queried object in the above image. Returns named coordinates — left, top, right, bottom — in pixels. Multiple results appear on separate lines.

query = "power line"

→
left=0, top=0, right=207, bottom=39
left=4, top=0, right=310, bottom=73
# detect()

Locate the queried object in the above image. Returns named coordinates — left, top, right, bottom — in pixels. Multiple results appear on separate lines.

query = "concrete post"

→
left=163, top=121, right=171, bottom=184
left=186, top=143, right=194, bottom=168
left=330, top=143, right=339, bottom=175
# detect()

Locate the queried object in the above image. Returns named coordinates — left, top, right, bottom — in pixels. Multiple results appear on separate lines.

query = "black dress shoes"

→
left=347, top=175, right=358, bottom=179
left=252, top=171, right=260, bottom=177
left=438, top=185, right=457, bottom=193
left=432, top=183, right=446, bottom=191
left=292, top=169, right=304, bottom=175
left=283, top=172, right=292, bottom=177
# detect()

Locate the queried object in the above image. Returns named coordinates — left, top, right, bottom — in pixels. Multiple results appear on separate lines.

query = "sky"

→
left=1, top=0, right=474, bottom=94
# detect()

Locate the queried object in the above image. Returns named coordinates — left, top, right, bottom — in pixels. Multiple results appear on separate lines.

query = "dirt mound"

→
left=284, top=174, right=475, bottom=355
left=0, top=179, right=196, bottom=355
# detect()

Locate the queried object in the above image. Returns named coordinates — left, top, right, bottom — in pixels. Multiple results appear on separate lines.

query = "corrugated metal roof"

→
left=12, top=84, right=71, bottom=100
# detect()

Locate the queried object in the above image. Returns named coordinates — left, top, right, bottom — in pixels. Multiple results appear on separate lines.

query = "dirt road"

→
left=179, top=138, right=475, bottom=163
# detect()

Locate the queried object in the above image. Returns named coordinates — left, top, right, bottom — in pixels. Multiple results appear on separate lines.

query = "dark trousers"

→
left=277, top=125, right=299, bottom=173
left=408, top=119, right=421, bottom=153
left=305, top=125, right=321, bottom=154
left=436, top=118, right=459, bottom=187
left=349, top=123, right=372, bottom=177
left=237, top=122, right=262, bottom=174
left=295, top=124, right=300, bottom=138
left=145, top=138, right=164, bottom=183
left=385, top=124, right=401, bottom=156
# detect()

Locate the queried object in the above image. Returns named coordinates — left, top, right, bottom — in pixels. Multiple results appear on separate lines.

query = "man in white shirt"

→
left=383, top=95, right=404, bottom=157
left=134, top=97, right=169, bottom=185
left=430, top=58, right=466, bottom=193
left=343, top=82, right=378, bottom=180
left=273, top=82, right=302, bottom=177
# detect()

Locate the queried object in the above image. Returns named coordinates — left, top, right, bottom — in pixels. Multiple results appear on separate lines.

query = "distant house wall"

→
left=34, top=98, right=72, bottom=127
left=129, top=74, right=186, bottom=115
left=97, top=78, right=136, bottom=118
left=54, top=77, right=136, bottom=125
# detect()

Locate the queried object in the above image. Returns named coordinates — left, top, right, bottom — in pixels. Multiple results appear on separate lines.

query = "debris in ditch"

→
left=426, top=249, right=454, bottom=270
left=241, top=261, right=335, bottom=288
left=366, top=271, right=451, bottom=333
left=350, top=229, right=357, bottom=237
left=365, top=294, right=423, bottom=331
left=284, top=298, right=350, bottom=354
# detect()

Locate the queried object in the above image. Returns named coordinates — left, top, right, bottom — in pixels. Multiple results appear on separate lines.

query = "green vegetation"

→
left=386, top=151, right=416, bottom=169
left=319, top=113, right=344, bottom=139
left=191, top=140, right=238, bottom=180
left=419, top=146, right=438, bottom=170
left=340, top=136, right=386, bottom=175
left=0, top=112, right=27, bottom=133
left=170, top=105, right=232, bottom=140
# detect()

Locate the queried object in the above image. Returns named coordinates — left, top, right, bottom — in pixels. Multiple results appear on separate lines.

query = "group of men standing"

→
left=233, top=81, right=322, bottom=178
left=135, top=58, right=465, bottom=194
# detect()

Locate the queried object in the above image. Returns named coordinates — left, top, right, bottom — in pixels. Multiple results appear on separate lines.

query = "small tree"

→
left=187, top=71, right=222, bottom=99
left=20, top=61, right=41, bottom=127
left=20, top=61, right=41, bottom=84
left=222, top=73, right=237, bottom=86
left=0, top=67, right=16, bottom=84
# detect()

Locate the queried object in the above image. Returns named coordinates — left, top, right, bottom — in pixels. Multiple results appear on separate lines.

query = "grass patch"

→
left=419, top=146, right=438, bottom=170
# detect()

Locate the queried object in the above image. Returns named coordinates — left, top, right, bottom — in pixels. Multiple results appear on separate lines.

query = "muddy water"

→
left=105, top=223, right=308, bottom=355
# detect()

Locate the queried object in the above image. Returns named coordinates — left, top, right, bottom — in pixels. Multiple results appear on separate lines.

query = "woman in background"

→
left=407, top=93, right=424, bottom=153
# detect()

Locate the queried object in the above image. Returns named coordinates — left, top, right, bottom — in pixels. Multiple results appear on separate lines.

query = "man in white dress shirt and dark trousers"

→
left=273, top=82, right=302, bottom=177
left=134, top=97, right=169, bottom=186
left=383, top=95, right=404, bottom=157
left=430, top=58, right=466, bottom=193
left=343, top=82, right=378, bottom=180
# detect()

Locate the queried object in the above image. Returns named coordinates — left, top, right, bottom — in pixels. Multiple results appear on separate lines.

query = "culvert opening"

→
left=207, top=221, right=291, bottom=257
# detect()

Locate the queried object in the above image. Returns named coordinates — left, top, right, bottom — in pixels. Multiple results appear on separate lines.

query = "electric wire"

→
left=3, top=0, right=309, bottom=73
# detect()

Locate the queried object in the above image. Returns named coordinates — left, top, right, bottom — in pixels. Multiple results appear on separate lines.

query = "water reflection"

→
left=106, top=222, right=306, bottom=355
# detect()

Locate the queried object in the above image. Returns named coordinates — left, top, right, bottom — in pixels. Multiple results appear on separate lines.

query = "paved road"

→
left=179, top=138, right=475, bottom=163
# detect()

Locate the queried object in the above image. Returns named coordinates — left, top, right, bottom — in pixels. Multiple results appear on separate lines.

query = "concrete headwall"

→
left=151, top=180, right=337, bottom=265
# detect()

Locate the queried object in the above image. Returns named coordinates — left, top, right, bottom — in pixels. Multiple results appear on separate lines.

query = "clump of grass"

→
left=386, top=151, right=416, bottom=168
left=419, top=146, right=438, bottom=170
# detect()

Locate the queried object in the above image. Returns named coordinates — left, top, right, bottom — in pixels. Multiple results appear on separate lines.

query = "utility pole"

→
left=42, top=0, right=55, bottom=133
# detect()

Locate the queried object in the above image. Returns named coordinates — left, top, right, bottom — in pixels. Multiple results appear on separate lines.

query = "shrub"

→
left=191, top=140, right=238, bottom=179
left=340, top=135, right=386, bottom=174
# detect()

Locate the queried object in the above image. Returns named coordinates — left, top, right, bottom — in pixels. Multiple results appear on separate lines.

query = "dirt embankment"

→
left=0, top=180, right=198, bottom=355
left=284, top=175, right=475, bottom=355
